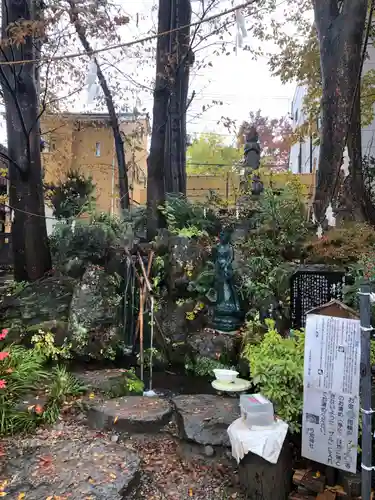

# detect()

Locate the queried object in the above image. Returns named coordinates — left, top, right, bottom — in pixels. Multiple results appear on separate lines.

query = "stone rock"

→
left=15, top=394, right=48, bottom=414
left=87, top=396, right=173, bottom=434
left=186, top=329, right=238, bottom=362
left=68, top=265, right=123, bottom=360
left=172, top=394, right=240, bottom=446
left=74, top=369, right=144, bottom=398
left=204, top=445, right=215, bottom=457
left=156, top=300, right=208, bottom=364
left=1, top=439, right=140, bottom=499
left=167, top=235, right=208, bottom=295
left=0, top=276, right=75, bottom=343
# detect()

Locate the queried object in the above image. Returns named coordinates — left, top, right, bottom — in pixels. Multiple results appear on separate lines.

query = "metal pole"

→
left=359, top=282, right=372, bottom=500
left=309, top=118, right=313, bottom=174
left=110, top=152, right=115, bottom=215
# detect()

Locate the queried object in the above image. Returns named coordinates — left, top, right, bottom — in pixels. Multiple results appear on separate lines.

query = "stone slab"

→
left=0, top=439, right=140, bottom=499
left=87, top=395, right=172, bottom=434
left=172, top=394, right=240, bottom=446
left=74, top=368, right=143, bottom=398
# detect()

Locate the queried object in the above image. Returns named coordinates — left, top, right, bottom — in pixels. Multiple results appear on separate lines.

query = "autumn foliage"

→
left=304, top=223, right=375, bottom=265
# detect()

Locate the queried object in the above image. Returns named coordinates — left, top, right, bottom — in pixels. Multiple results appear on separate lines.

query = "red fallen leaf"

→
left=39, top=455, right=53, bottom=468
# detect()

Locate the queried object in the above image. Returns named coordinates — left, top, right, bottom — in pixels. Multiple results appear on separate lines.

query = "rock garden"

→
left=1, top=175, right=374, bottom=499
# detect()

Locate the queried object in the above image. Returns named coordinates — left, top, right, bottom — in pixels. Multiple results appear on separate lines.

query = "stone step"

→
left=173, top=394, right=240, bottom=447
left=86, top=395, right=173, bottom=434
left=0, top=438, right=140, bottom=499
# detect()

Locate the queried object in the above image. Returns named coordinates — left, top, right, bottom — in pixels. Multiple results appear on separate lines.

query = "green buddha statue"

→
left=211, top=229, right=243, bottom=333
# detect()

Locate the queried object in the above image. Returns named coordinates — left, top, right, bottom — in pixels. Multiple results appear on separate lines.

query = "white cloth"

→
left=86, top=60, right=100, bottom=104
left=227, top=417, right=288, bottom=464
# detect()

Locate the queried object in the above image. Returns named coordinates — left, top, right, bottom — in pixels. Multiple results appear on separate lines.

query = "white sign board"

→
left=302, top=314, right=361, bottom=473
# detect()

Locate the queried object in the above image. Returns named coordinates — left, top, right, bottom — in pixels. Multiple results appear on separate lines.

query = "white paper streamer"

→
left=235, top=8, right=247, bottom=52
left=341, top=147, right=350, bottom=178
left=86, top=59, right=100, bottom=104
left=325, top=203, right=336, bottom=227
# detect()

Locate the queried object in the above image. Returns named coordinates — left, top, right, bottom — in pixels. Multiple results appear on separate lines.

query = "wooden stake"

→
left=139, top=281, right=145, bottom=382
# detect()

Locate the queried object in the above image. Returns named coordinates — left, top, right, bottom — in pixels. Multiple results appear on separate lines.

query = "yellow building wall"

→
left=41, top=114, right=315, bottom=213
left=133, top=170, right=316, bottom=208
left=41, top=115, right=148, bottom=214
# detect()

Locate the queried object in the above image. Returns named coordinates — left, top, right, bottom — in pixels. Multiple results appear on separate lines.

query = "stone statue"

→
left=244, top=126, right=260, bottom=171
left=239, top=125, right=263, bottom=196
left=212, top=229, right=243, bottom=333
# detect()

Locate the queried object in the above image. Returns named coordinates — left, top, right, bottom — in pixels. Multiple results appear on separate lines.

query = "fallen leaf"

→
left=188, top=489, right=193, bottom=497
left=17, top=494, right=25, bottom=500
left=113, top=416, right=118, bottom=424
left=110, top=473, right=117, bottom=479
left=0, top=493, right=7, bottom=497
left=35, top=405, right=43, bottom=415
left=89, top=393, right=95, bottom=399
left=39, top=455, right=53, bottom=468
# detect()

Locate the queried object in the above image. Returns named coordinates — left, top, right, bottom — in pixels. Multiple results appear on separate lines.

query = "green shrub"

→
left=30, top=329, right=72, bottom=361
left=50, top=214, right=125, bottom=270
left=159, top=193, right=219, bottom=236
left=242, top=319, right=304, bottom=433
left=245, top=183, right=309, bottom=260
left=0, top=328, right=87, bottom=434
left=42, top=366, right=86, bottom=424
left=0, top=328, right=48, bottom=434
left=304, top=222, right=375, bottom=265
left=235, top=255, right=294, bottom=326
left=47, top=170, right=96, bottom=220
left=185, top=355, right=229, bottom=377
left=104, top=369, right=144, bottom=398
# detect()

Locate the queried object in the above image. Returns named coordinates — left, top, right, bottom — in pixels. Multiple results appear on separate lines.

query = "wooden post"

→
left=359, top=282, right=372, bottom=500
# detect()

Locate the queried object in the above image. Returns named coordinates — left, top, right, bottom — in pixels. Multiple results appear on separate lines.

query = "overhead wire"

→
left=0, top=0, right=259, bottom=67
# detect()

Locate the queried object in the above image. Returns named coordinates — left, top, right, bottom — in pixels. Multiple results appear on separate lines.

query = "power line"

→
left=0, top=0, right=258, bottom=67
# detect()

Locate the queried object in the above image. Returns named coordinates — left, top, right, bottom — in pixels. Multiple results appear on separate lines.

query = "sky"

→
left=109, top=0, right=297, bottom=144
left=0, top=0, right=298, bottom=146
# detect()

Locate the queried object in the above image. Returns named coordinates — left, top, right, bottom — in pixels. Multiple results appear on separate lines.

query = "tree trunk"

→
left=0, top=0, right=51, bottom=281
left=68, top=2, right=130, bottom=211
left=238, top=439, right=293, bottom=499
left=347, top=82, right=375, bottom=224
left=164, top=0, right=191, bottom=195
left=147, top=0, right=171, bottom=239
left=313, top=0, right=369, bottom=222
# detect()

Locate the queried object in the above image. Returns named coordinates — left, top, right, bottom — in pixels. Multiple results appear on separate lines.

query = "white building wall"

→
left=289, top=45, right=375, bottom=173
left=45, top=205, right=58, bottom=236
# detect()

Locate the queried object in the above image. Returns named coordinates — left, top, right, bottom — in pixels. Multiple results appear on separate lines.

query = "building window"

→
left=42, top=136, right=56, bottom=153
left=95, top=142, right=101, bottom=157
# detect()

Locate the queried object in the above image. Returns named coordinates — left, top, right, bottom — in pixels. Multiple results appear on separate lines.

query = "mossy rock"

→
left=74, top=369, right=144, bottom=398
left=68, top=265, right=123, bottom=361
left=0, top=277, right=76, bottom=343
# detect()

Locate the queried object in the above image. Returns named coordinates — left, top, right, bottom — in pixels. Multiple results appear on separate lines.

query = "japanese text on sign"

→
left=302, top=314, right=360, bottom=473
